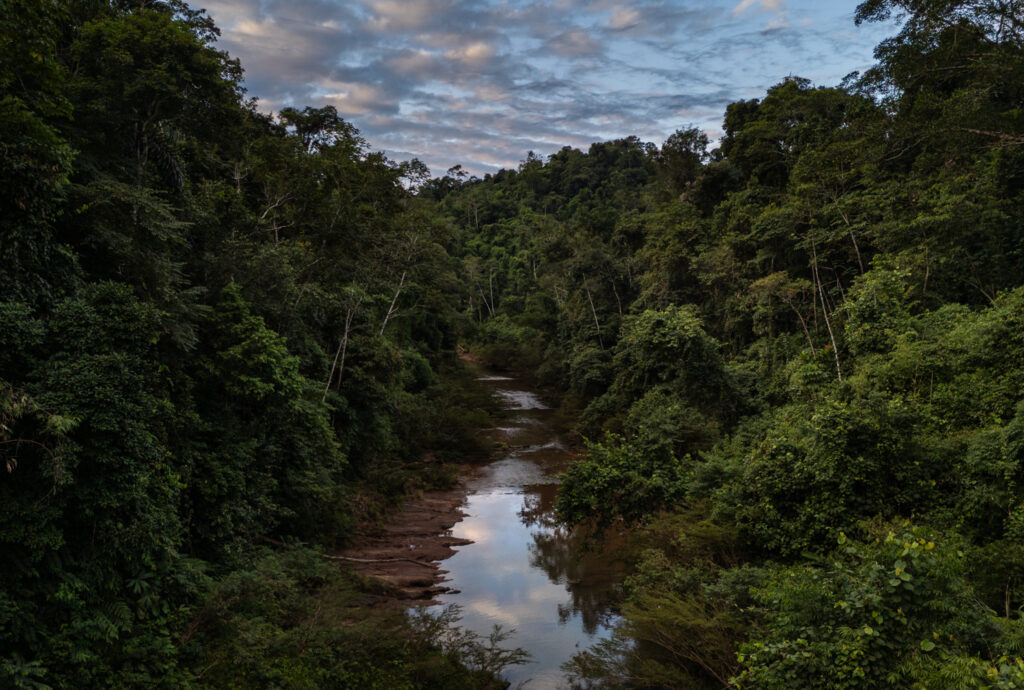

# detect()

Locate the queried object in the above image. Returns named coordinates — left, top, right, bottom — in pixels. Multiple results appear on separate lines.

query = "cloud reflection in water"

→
left=438, top=373, right=628, bottom=689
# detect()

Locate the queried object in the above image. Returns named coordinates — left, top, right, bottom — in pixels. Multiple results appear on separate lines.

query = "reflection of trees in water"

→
left=520, top=487, right=626, bottom=635
left=533, top=531, right=623, bottom=634
left=518, top=485, right=559, bottom=528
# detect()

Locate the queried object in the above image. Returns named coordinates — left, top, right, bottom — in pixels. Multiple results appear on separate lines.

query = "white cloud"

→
left=322, top=82, right=396, bottom=115
left=474, top=84, right=509, bottom=103
left=388, top=49, right=440, bottom=77
left=468, top=599, right=520, bottom=628
left=367, top=0, right=435, bottom=31
left=198, top=0, right=889, bottom=176
left=608, top=7, right=641, bottom=30
left=445, top=41, right=497, bottom=64
left=548, top=28, right=601, bottom=57
left=731, top=0, right=784, bottom=17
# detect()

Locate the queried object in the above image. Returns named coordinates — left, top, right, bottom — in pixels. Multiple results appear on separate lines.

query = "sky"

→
left=194, top=0, right=901, bottom=177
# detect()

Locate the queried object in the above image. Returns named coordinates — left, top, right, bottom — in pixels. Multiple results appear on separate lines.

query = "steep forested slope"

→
left=0, top=2, right=503, bottom=687
left=436, top=0, right=1024, bottom=686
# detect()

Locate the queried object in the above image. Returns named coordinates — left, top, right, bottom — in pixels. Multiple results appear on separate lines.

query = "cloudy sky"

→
left=195, top=0, right=900, bottom=176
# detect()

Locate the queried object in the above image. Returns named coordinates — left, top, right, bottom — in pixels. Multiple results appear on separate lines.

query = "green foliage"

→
left=569, top=589, right=746, bottom=689
left=736, top=525, right=1018, bottom=689
left=408, top=606, right=531, bottom=683
left=556, top=434, right=689, bottom=531
left=0, top=284, right=198, bottom=687
left=6, top=0, right=1024, bottom=685
left=0, top=2, right=482, bottom=685
left=842, top=259, right=915, bottom=356
left=0, top=0, right=78, bottom=305
left=185, top=283, right=347, bottom=561
left=585, top=305, right=742, bottom=434
left=567, top=509, right=755, bottom=688
left=443, top=3, right=1024, bottom=685
left=187, top=549, right=524, bottom=689
left=725, top=394, right=942, bottom=556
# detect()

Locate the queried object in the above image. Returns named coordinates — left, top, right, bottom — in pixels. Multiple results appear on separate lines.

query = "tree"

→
left=738, top=526, right=1011, bottom=689
left=657, top=127, right=709, bottom=196
left=0, top=0, right=78, bottom=305
left=279, top=105, right=361, bottom=154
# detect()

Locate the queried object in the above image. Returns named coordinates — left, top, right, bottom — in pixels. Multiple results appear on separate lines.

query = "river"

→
left=436, top=368, right=629, bottom=689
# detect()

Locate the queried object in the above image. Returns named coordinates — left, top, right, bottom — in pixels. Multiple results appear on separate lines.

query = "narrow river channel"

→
left=436, top=368, right=629, bottom=689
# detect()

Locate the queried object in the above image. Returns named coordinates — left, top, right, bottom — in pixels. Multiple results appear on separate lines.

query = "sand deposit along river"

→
left=436, top=369, right=629, bottom=689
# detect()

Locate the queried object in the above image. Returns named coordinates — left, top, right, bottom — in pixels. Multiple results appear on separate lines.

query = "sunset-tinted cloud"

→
left=195, top=0, right=898, bottom=176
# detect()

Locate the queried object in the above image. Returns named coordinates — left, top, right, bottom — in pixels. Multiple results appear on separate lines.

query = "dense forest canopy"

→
left=434, top=0, right=1024, bottom=685
left=3, top=0, right=1024, bottom=687
left=1, top=1, right=506, bottom=687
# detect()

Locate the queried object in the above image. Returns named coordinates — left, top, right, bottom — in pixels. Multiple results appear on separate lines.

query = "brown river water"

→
left=434, top=369, right=630, bottom=689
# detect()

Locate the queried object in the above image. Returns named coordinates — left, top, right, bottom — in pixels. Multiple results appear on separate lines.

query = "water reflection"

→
left=494, top=388, right=551, bottom=410
left=436, top=371, right=627, bottom=689
left=522, top=487, right=627, bottom=636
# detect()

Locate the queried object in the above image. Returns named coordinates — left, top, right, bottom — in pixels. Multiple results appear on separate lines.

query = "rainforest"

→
left=4, top=0, right=1024, bottom=687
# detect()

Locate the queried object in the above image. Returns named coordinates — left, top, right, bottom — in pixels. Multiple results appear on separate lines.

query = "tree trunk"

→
left=323, top=305, right=356, bottom=402
left=785, top=300, right=816, bottom=355
left=379, top=270, right=406, bottom=336
left=837, top=207, right=865, bottom=274
left=611, top=280, right=624, bottom=319
left=585, top=283, right=604, bottom=350
left=479, top=288, right=494, bottom=317
left=810, top=233, right=842, bottom=380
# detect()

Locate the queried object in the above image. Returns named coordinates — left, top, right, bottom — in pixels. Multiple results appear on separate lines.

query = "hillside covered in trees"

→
left=4, top=0, right=1024, bottom=687
left=436, top=0, right=1024, bottom=686
left=1, top=1, right=508, bottom=687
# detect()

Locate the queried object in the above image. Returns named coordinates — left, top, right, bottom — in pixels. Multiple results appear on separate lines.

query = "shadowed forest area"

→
left=4, top=0, right=1024, bottom=687
left=2, top=1, right=510, bottom=687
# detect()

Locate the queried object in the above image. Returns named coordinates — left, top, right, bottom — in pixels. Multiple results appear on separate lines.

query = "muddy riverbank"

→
left=333, top=486, right=471, bottom=603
